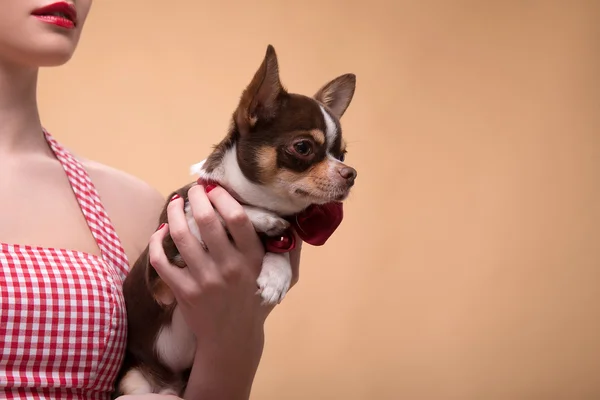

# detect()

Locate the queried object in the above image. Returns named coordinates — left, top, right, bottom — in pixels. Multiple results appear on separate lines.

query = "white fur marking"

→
left=155, top=306, right=197, bottom=372
left=189, top=159, right=207, bottom=176
left=320, top=105, right=338, bottom=151
left=257, top=252, right=293, bottom=305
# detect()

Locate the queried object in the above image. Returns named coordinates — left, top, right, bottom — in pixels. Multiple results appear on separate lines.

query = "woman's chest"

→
left=0, top=159, right=102, bottom=256
left=0, top=246, right=127, bottom=391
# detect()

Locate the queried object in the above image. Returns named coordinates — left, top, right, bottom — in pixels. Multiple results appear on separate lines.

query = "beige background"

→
left=38, top=1, right=600, bottom=399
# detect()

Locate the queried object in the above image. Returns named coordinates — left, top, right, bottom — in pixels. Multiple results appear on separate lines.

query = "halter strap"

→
left=43, top=129, right=130, bottom=283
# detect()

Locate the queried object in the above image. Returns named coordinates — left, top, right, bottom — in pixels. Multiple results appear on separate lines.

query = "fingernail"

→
left=170, top=194, right=181, bottom=202
left=156, top=223, right=166, bottom=231
left=205, top=184, right=217, bottom=193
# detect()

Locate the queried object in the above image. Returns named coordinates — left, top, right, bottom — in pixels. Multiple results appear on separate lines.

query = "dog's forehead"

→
left=277, top=94, right=342, bottom=150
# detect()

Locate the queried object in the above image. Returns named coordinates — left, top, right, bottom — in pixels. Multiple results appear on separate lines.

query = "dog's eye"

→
left=292, top=140, right=312, bottom=156
left=339, top=153, right=346, bottom=162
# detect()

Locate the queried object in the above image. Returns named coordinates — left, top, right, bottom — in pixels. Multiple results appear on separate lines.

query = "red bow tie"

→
left=197, top=179, right=343, bottom=253
left=263, top=201, right=344, bottom=253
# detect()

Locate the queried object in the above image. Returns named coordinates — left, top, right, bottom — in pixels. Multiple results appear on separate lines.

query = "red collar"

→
left=196, top=179, right=343, bottom=253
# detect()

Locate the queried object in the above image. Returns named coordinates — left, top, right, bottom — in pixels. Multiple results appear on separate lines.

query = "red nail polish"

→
left=157, top=223, right=165, bottom=231
left=170, top=194, right=181, bottom=202
left=205, top=184, right=217, bottom=193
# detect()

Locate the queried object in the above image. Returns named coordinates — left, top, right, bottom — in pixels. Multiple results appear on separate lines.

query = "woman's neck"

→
left=0, top=61, right=47, bottom=155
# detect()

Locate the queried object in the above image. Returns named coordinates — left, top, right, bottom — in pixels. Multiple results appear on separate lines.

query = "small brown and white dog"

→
left=114, top=45, right=357, bottom=396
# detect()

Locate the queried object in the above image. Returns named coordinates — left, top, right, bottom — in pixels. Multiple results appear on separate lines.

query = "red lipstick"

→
left=31, top=2, right=77, bottom=29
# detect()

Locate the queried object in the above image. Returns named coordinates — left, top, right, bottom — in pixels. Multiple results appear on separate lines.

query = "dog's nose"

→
left=339, top=167, right=357, bottom=186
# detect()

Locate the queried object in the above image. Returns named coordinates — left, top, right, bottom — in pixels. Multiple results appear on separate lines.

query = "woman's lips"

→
left=31, top=2, right=78, bottom=29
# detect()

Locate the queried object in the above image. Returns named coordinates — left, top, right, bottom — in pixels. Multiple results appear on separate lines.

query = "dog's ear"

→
left=235, top=45, right=284, bottom=135
left=314, top=73, right=356, bottom=119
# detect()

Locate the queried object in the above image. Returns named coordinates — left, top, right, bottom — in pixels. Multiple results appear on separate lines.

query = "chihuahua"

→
left=114, top=45, right=357, bottom=396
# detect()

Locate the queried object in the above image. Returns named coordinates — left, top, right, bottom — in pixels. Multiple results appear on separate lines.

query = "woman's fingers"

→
left=187, top=185, right=234, bottom=262
left=148, top=223, right=193, bottom=293
left=205, top=185, right=263, bottom=260
left=166, top=195, right=216, bottom=279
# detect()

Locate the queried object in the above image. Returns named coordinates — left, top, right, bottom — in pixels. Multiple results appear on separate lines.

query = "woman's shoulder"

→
left=82, top=158, right=167, bottom=265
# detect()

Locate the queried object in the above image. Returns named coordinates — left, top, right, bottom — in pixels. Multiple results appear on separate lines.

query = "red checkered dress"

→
left=0, top=130, right=130, bottom=399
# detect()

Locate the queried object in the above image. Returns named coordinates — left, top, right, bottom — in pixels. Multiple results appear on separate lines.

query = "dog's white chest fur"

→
left=155, top=306, right=197, bottom=372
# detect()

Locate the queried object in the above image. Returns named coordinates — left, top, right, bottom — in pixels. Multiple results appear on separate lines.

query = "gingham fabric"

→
left=0, top=130, right=130, bottom=399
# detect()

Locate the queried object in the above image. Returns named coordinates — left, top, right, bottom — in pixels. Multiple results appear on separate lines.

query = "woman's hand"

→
left=148, top=182, right=302, bottom=400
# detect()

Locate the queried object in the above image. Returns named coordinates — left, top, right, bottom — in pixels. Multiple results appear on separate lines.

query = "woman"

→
left=0, top=1, right=302, bottom=399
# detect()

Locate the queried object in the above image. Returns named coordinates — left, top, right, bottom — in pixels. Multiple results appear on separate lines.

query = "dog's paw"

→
left=262, top=216, right=291, bottom=236
left=257, top=274, right=291, bottom=305
left=256, top=253, right=293, bottom=305
left=244, top=206, right=290, bottom=236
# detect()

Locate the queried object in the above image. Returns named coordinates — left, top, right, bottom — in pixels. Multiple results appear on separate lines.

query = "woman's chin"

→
left=36, top=52, right=76, bottom=67
left=29, top=41, right=78, bottom=67
left=3, top=34, right=80, bottom=68
left=10, top=49, right=75, bottom=68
